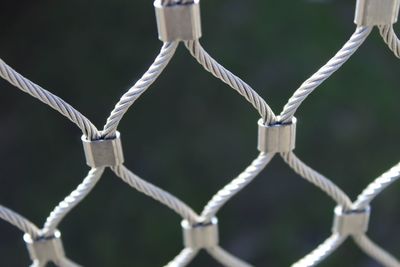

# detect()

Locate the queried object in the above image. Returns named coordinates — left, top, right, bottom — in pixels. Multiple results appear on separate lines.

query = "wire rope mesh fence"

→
left=0, top=0, right=400, bottom=266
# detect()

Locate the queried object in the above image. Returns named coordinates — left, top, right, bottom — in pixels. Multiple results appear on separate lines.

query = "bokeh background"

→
left=0, top=0, right=400, bottom=266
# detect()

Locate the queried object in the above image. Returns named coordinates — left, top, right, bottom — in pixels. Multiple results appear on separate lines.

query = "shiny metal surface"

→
left=181, top=217, right=219, bottom=249
left=0, top=0, right=399, bottom=266
left=154, top=0, right=202, bottom=41
left=332, top=206, right=371, bottom=236
left=24, top=231, right=65, bottom=264
left=355, top=0, right=400, bottom=26
left=257, top=117, right=296, bottom=153
left=81, top=131, right=124, bottom=168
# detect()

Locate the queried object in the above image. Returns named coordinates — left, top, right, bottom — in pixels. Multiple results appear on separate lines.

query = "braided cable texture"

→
left=201, top=152, right=274, bottom=221
left=280, top=26, right=372, bottom=123
left=291, top=234, right=346, bottom=267
left=0, top=1, right=400, bottom=266
left=281, top=152, right=352, bottom=209
left=353, top=235, right=400, bottom=267
left=0, top=58, right=99, bottom=140
left=184, top=40, right=276, bottom=124
left=0, top=205, right=40, bottom=238
left=42, top=167, right=105, bottom=236
left=354, top=162, right=400, bottom=209
left=102, top=42, right=178, bottom=138
left=112, top=165, right=199, bottom=224
left=379, top=25, right=400, bottom=58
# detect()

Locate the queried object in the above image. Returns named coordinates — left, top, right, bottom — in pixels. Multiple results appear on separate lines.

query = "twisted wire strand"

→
left=379, top=25, right=400, bottom=58
left=291, top=234, right=347, bottom=267
left=184, top=40, right=276, bottom=124
left=0, top=58, right=100, bottom=140
left=279, top=26, right=372, bottom=123
left=353, top=234, right=400, bottom=267
left=0, top=205, right=40, bottom=238
left=102, top=42, right=178, bottom=138
left=112, top=164, right=199, bottom=224
left=353, top=162, right=400, bottom=210
left=201, top=152, right=274, bottom=221
left=281, top=152, right=352, bottom=209
left=206, top=246, right=253, bottom=267
left=42, top=167, right=105, bottom=236
left=164, top=248, right=199, bottom=267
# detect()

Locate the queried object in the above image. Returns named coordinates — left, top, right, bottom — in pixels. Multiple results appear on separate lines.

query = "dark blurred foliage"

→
left=0, top=0, right=399, bottom=266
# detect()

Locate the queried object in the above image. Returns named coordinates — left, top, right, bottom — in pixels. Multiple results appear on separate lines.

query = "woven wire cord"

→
left=0, top=1, right=400, bottom=266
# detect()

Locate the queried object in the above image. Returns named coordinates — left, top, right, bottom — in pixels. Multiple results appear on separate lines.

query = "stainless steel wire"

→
left=0, top=1, right=399, bottom=266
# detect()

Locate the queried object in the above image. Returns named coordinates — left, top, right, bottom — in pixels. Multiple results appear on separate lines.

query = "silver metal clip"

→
left=355, top=0, right=400, bottom=26
left=154, top=0, right=202, bottom=42
left=181, top=217, right=219, bottom=249
left=332, top=206, right=371, bottom=236
left=81, top=131, right=124, bottom=168
left=24, top=231, right=81, bottom=267
left=257, top=118, right=297, bottom=153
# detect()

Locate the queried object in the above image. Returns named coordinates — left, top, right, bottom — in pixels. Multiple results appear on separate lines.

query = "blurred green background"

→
left=0, top=0, right=399, bottom=266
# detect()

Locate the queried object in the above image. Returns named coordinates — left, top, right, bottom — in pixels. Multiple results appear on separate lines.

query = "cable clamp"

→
left=257, top=117, right=297, bottom=153
left=81, top=131, right=124, bottom=168
left=332, top=206, right=371, bottom=236
left=154, top=0, right=202, bottom=42
left=181, top=217, right=219, bottom=249
left=24, top=230, right=80, bottom=266
left=355, top=0, right=400, bottom=26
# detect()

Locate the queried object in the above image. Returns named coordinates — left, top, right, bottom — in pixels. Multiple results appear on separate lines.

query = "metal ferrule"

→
left=332, top=206, right=371, bottom=236
left=355, top=0, right=400, bottom=26
left=154, top=0, right=202, bottom=42
left=181, top=217, right=219, bottom=249
left=257, top=118, right=297, bottom=153
left=81, top=131, right=124, bottom=168
left=24, top=231, right=66, bottom=264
